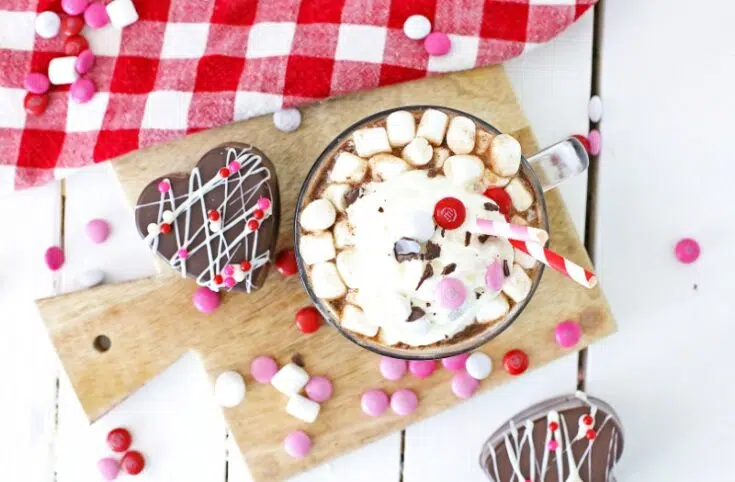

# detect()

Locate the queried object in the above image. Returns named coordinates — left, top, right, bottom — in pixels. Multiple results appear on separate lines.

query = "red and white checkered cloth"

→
left=0, top=0, right=595, bottom=192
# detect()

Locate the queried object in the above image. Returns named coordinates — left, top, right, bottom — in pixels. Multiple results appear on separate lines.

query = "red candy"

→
left=240, top=260, right=251, bottom=272
left=582, top=414, right=593, bottom=426
left=275, top=249, right=298, bottom=276
left=64, top=35, right=89, bottom=56
left=295, top=306, right=322, bottom=334
left=219, top=167, right=230, bottom=178
left=207, top=210, right=220, bottom=221
left=247, top=219, right=259, bottom=231
left=61, top=15, right=85, bottom=36
left=159, top=223, right=171, bottom=234
left=483, top=188, right=512, bottom=220
left=503, top=349, right=529, bottom=375
left=433, top=197, right=466, bottom=230
left=106, top=428, right=132, bottom=452
left=213, top=274, right=224, bottom=285
left=548, top=421, right=559, bottom=432
left=121, top=451, right=145, bottom=475
left=585, top=429, right=597, bottom=440
left=24, top=92, right=49, bottom=116
left=253, top=209, right=264, bottom=220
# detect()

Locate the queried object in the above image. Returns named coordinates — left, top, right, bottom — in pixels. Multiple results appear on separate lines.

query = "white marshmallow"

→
left=386, top=110, right=416, bottom=147
left=353, top=127, right=391, bottom=158
left=333, top=219, right=355, bottom=249
left=106, top=0, right=139, bottom=29
left=446, top=116, right=476, bottom=154
left=76, top=269, right=104, bottom=289
left=286, top=394, right=321, bottom=423
left=341, top=304, right=378, bottom=337
left=214, top=371, right=246, bottom=408
left=273, top=108, right=302, bottom=132
left=443, top=154, right=484, bottom=186
left=514, top=248, right=537, bottom=269
left=322, top=183, right=351, bottom=212
left=416, top=109, right=449, bottom=145
left=465, top=352, right=492, bottom=380
left=489, top=134, right=521, bottom=177
left=48, top=56, right=79, bottom=86
left=329, top=152, right=367, bottom=184
left=504, top=178, right=534, bottom=212
left=432, top=146, right=451, bottom=168
left=481, top=168, right=510, bottom=189
left=475, top=130, right=495, bottom=156
left=35, top=11, right=61, bottom=39
left=476, top=293, right=510, bottom=323
left=336, top=249, right=360, bottom=289
left=502, top=264, right=532, bottom=303
left=401, top=136, right=433, bottom=167
left=369, top=153, right=410, bottom=181
left=299, top=232, right=335, bottom=265
left=300, top=198, right=336, bottom=232
left=271, top=363, right=309, bottom=396
left=310, top=262, right=346, bottom=300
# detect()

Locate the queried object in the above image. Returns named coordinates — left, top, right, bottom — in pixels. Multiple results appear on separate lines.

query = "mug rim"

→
left=294, top=105, right=549, bottom=360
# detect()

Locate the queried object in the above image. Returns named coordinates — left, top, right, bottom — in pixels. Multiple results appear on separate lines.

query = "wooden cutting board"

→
left=37, top=65, right=615, bottom=481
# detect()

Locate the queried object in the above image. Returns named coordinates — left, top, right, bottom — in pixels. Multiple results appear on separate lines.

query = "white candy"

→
left=504, top=178, right=534, bottom=212
left=514, top=248, right=537, bottom=269
left=271, top=363, right=309, bottom=396
left=214, top=371, right=246, bottom=407
left=588, top=95, right=603, bottom=123
left=416, top=109, right=449, bottom=145
left=481, top=168, right=510, bottom=188
left=299, top=232, right=335, bottom=265
left=489, top=134, right=521, bottom=177
left=341, top=304, right=378, bottom=337
left=273, top=108, right=302, bottom=132
left=401, top=136, right=433, bottom=167
left=210, top=219, right=222, bottom=232
left=502, top=264, right=532, bottom=303
left=333, top=219, right=355, bottom=249
left=476, top=293, right=510, bottom=323
left=106, top=0, right=139, bottom=29
left=286, top=394, right=320, bottom=423
left=475, top=130, right=495, bottom=156
left=35, top=11, right=61, bottom=39
left=310, top=262, right=346, bottom=300
left=322, top=183, right=351, bottom=212
left=300, top=198, right=336, bottom=232
left=443, top=154, right=484, bottom=186
left=432, top=146, right=451, bottom=168
left=336, top=249, right=360, bottom=289
left=369, top=153, right=410, bottom=181
left=353, top=127, right=391, bottom=158
left=386, top=110, right=416, bottom=147
left=161, top=210, right=175, bottom=223
left=76, top=269, right=104, bottom=289
left=329, top=152, right=367, bottom=184
left=48, top=56, right=80, bottom=86
left=446, top=116, right=476, bottom=154
left=403, top=15, right=432, bottom=40
left=465, top=352, right=492, bottom=380
left=146, top=223, right=160, bottom=236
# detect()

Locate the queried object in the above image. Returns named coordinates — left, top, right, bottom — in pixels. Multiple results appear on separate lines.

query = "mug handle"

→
left=526, top=137, right=589, bottom=192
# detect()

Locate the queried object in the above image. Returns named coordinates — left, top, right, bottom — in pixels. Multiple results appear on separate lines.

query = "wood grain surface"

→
left=37, top=65, right=615, bottom=481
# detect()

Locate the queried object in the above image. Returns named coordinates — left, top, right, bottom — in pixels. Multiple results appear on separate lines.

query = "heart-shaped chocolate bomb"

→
left=135, top=143, right=280, bottom=293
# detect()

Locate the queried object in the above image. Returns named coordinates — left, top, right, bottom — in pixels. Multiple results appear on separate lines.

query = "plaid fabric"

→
left=0, top=0, right=596, bottom=192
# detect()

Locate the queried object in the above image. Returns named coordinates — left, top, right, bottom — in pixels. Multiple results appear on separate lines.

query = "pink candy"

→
left=62, top=0, right=89, bottom=16
left=75, top=50, right=95, bottom=74
left=158, top=180, right=170, bottom=193
left=436, top=277, right=466, bottom=310
left=675, top=238, right=700, bottom=264
left=588, top=129, right=601, bottom=156
left=97, top=457, right=120, bottom=481
left=305, top=376, right=333, bottom=402
left=408, top=360, right=436, bottom=379
left=224, top=277, right=236, bottom=288
left=223, top=265, right=234, bottom=276
left=84, top=2, right=109, bottom=28
left=70, top=78, right=96, bottom=103
left=257, top=197, right=271, bottom=210
left=192, top=287, right=220, bottom=314
left=451, top=372, right=479, bottom=399
left=424, top=32, right=451, bottom=56
left=228, top=161, right=241, bottom=172
left=547, top=440, right=559, bottom=451
left=85, top=218, right=110, bottom=244
left=390, top=389, right=418, bottom=416
left=361, top=389, right=389, bottom=417
left=379, top=356, right=407, bottom=381
left=250, top=356, right=278, bottom=383
left=441, top=352, right=469, bottom=372
left=284, top=430, right=312, bottom=458
left=177, top=248, right=188, bottom=259
left=44, top=246, right=65, bottom=271
left=555, top=320, right=582, bottom=348
left=24, top=73, right=50, bottom=94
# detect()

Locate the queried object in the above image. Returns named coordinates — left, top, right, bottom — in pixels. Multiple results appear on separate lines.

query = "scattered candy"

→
left=275, top=249, right=298, bottom=276
left=97, top=457, right=120, bottom=481
left=70, top=77, right=96, bottom=103
left=503, top=349, right=529, bottom=376
left=85, top=218, right=110, bottom=244
left=390, top=388, right=418, bottom=416
left=44, top=246, right=64, bottom=271
left=35, top=11, right=61, bottom=39
left=48, top=56, right=80, bottom=85
left=84, top=2, right=110, bottom=28
left=77, top=268, right=104, bottom=288
left=588, top=129, right=601, bottom=156
left=675, top=238, right=700, bottom=264
left=554, top=320, right=582, bottom=348
left=588, top=95, right=603, bottom=123
left=214, top=370, right=246, bottom=407
left=547, top=439, right=559, bottom=451
left=441, top=352, right=469, bottom=372
left=106, top=0, right=140, bottom=28
left=295, top=306, right=322, bottom=334
left=408, top=359, right=436, bottom=379
left=107, top=427, right=132, bottom=452
left=62, top=0, right=90, bottom=16
left=286, top=393, right=321, bottom=423
left=61, top=15, right=85, bottom=36
left=284, top=430, right=312, bottom=458
left=192, top=286, right=220, bottom=314
left=24, top=93, right=49, bottom=116
left=305, top=375, right=333, bottom=402
left=379, top=356, right=407, bottom=381
left=451, top=372, right=479, bottom=399
left=271, top=363, right=310, bottom=396
left=433, top=197, right=466, bottom=230
left=273, top=108, right=302, bottom=132
left=64, top=34, right=89, bottom=56
left=120, top=450, right=145, bottom=475
left=75, top=50, right=95, bottom=74
left=436, top=277, right=466, bottom=310
left=572, top=134, right=591, bottom=153
left=24, top=73, right=50, bottom=95
left=482, top=188, right=512, bottom=219
left=361, top=389, right=389, bottom=416
left=465, top=352, right=492, bottom=380
left=424, top=32, right=451, bottom=56
left=403, top=15, right=431, bottom=40
left=250, top=356, right=278, bottom=383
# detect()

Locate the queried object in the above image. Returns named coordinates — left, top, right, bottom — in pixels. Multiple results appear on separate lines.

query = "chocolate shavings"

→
left=464, top=231, right=472, bottom=247
left=441, top=263, right=457, bottom=275
left=484, top=202, right=499, bottom=211
left=503, top=260, right=510, bottom=277
left=416, top=263, right=434, bottom=290
left=407, top=306, right=426, bottom=322
left=394, top=237, right=421, bottom=262
left=478, top=234, right=490, bottom=244
left=344, top=187, right=362, bottom=207
left=424, top=241, right=441, bottom=260
left=291, top=354, right=305, bottom=367
left=378, top=207, right=384, bottom=213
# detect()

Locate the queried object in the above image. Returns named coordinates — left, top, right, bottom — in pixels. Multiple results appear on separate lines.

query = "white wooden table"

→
left=3, top=1, right=732, bottom=479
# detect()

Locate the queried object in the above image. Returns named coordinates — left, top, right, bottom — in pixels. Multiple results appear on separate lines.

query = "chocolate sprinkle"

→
left=344, top=187, right=362, bottom=207
left=484, top=202, right=499, bottom=211
left=407, top=306, right=426, bottom=322
left=441, top=228, right=446, bottom=237
left=503, top=260, right=510, bottom=277
left=478, top=234, right=490, bottom=244
left=475, top=291, right=482, bottom=299
left=464, top=231, right=471, bottom=247
left=424, top=241, right=441, bottom=260
left=416, top=263, right=434, bottom=290
left=378, top=207, right=384, bottom=213
left=442, top=263, right=457, bottom=275
left=291, top=354, right=305, bottom=367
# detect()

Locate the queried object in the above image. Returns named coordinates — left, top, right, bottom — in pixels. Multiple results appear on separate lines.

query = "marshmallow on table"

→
left=310, top=262, right=346, bottom=300
left=369, top=153, right=410, bottom=181
left=48, top=56, right=80, bottom=85
left=322, top=183, right=351, bottom=212
left=401, top=136, right=433, bottom=167
left=447, top=116, right=476, bottom=154
left=475, top=130, right=495, bottom=156
left=329, top=152, right=367, bottom=184
left=504, top=178, right=534, bottom=212
left=271, top=363, right=310, bottom=396
left=416, top=109, right=449, bottom=145
left=443, top=154, right=484, bottom=186
left=481, top=168, right=510, bottom=189
left=341, top=304, right=378, bottom=337
left=353, top=127, right=391, bottom=158
left=300, top=198, right=336, bottom=232
left=286, top=394, right=321, bottom=423
left=432, top=146, right=451, bottom=168
left=386, top=110, right=416, bottom=147
left=106, top=0, right=139, bottom=29
left=333, top=219, right=355, bottom=249
left=299, top=232, right=335, bottom=265
left=489, top=134, right=521, bottom=177
left=335, top=249, right=360, bottom=289
left=502, top=264, right=532, bottom=303
left=476, top=293, right=510, bottom=323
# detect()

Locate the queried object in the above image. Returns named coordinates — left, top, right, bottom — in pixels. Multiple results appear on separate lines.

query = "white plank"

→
left=587, top=0, right=735, bottom=480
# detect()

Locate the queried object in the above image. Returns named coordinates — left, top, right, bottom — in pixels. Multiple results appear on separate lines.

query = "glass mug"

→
left=294, top=106, right=588, bottom=360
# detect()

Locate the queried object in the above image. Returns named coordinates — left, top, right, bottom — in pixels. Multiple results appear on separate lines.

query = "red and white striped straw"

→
left=476, top=218, right=549, bottom=244
left=509, top=239, right=598, bottom=289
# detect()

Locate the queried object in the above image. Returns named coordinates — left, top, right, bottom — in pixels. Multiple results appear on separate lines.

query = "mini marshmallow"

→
left=300, top=198, right=336, bottom=232
left=447, top=116, right=476, bottom=154
left=299, top=232, right=335, bottom=265
left=336, top=249, right=360, bottom=289
left=502, top=264, right=532, bottom=303
left=475, top=130, right=495, bottom=156
left=489, top=134, right=521, bottom=177
left=504, top=178, right=534, bottom=212
left=369, top=153, right=410, bottom=181
left=443, top=154, right=484, bottom=186
left=514, top=248, right=537, bottom=269
left=286, top=394, right=321, bottom=423
left=353, top=127, right=391, bottom=158
left=322, top=183, right=351, bottom=212
left=432, top=146, right=451, bottom=168
left=476, top=293, right=510, bottom=323
left=310, top=262, right=346, bottom=300
left=106, top=0, right=139, bottom=29
left=271, top=363, right=309, bottom=396
left=416, top=109, right=449, bottom=145
left=329, top=152, right=367, bottom=184
left=333, top=219, right=355, bottom=249
left=386, top=110, right=416, bottom=147
left=48, top=56, right=80, bottom=86
left=481, top=168, right=510, bottom=189
left=402, top=136, right=433, bottom=167
left=341, top=304, right=379, bottom=337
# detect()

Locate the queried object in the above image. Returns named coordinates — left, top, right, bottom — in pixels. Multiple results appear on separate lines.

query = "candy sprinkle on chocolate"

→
left=442, top=263, right=457, bottom=275
left=503, top=260, right=510, bottom=277
left=425, top=241, right=441, bottom=260
left=416, top=263, right=434, bottom=290
left=407, top=306, right=425, bottom=322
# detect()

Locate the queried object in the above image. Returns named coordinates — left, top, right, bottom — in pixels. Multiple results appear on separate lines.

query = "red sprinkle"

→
left=61, top=15, right=85, bottom=36
left=585, top=429, right=597, bottom=440
left=64, top=35, right=89, bottom=56
left=582, top=414, right=594, bottom=426
left=548, top=421, right=559, bottom=432
left=433, top=197, right=466, bottom=230
left=483, top=188, right=512, bottom=220
left=503, top=349, right=529, bottom=376
left=219, top=167, right=230, bottom=178
left=253, top=209, right=264, bottom=220
left=572, top=134, right=591, bottom=153
left=240, top=260, right=251, bottom=272
left=106, top=428, right=132, bottom=452
left=159, top=223, right=171, bottom=234
left=24, top=92, right=49, bottom=116
left=213, top=274, right=224, bottom=285
left=295, top=306, right=322, bottom=334
left=121, top=451, right=145, bottom=475
left=275, top=249, right=298, bottom=276
left=247, top=219, right=259, bottom=231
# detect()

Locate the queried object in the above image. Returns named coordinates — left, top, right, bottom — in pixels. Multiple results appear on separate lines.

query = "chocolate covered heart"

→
left=135, top=143, right=280, bottom=293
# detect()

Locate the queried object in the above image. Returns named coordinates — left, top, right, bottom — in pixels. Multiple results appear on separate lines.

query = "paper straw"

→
left=509, top=239, right=598, bottom=289
left=476, top=218, right=549, bottom=244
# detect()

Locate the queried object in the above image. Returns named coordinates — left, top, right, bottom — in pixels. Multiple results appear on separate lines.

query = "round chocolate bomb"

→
left=135, top=143, right=280, bottom=293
